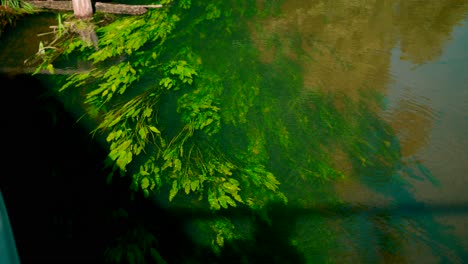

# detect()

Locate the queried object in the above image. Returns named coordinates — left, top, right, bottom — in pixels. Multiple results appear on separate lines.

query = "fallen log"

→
left=95, top=2, right=163, bottom=15
left=26, top=1, right=163, bottom=15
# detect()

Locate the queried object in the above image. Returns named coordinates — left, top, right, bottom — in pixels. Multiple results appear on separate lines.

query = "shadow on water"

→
left=0, top=72, right=116, bottom=262
left=0, top=12, right=57, bottom=69
left=346, top=109, right=467, bottom=262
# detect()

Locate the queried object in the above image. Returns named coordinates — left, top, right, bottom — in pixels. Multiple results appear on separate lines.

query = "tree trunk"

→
left=72, top=0, right=93, bottom=19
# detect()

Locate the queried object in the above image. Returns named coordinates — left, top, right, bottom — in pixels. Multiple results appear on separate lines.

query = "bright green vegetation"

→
left=0, top=0, right=33, bottom=10
left=37, top=1, right=292, bottom=212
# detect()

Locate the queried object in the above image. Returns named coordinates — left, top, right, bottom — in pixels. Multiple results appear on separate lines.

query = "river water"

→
left=245, top=1, right=468, bottom=262
left=1, top=1, right=467, bottom=263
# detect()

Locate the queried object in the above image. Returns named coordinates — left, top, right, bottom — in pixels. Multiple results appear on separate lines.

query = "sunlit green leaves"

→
left=149, top=126, right=161, bottom=134
left=159, top=77, right=173, bottom=89
left=38, top=0, right=290, bottom=217
left=169, top=180, right=179, bottom=201
left=85, top=62, right=139, bottom=103
left=164, top=60, right=198, bottom=86
left=131, top=157, right=162, bottom=198
left=208, top=188, right=221, bottom=210
left=63, top=37, right=90, bottom=55
left=222, top=179, right=243, bottom=202
left=98, top=87, right=166, bottom=177
left=89, top=11, right=176, bottom=63
left=190, top=180, right=200, bottom=192
left=141, top=177, right=150, bottom=189
left=59, top=71, right=93, bottom=91
left=177, top=76, right=222, bottom=136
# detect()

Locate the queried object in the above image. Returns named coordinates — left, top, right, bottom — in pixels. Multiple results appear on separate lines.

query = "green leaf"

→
left=108, top=116, right=122, bottom=127
left=218, top=196, right=228, bottom=209
left=141, top=177, right=150, bottom=189
left=143, top=107, right=153, bottom=117
left=184, top=180, right=191, bottom=194
left=149, top=126, right=161, bottom=134
left=116, top=151, right=132, bottom=171
left=138, top=127, right=147, bottom=140
left=121, top=140, right=132, bottom=150
left=46, top=64, right=55, bottom=74
left=205, top=118, right=214, bottom=125
left=115, top=130, right=123, bottom=139
left=231, top=192, right=243, bottom=203
left=125, top=108, right=135, bottom=118
left=174, top=159, right=182, bottom=172
left=159, top=77, right=173, bottom=89
left=190, top=180, right=199, bottom=191
left=106, top=131, right=116, bottom=142
left=208, top=189, right=220, bottom=210
left=224, top=196, right=236, bottom=207
left=216, top=235, right=224, bottom=247
left=223, top=182, right=239, bottom=192
left=169, top=180, right=178, bottom=201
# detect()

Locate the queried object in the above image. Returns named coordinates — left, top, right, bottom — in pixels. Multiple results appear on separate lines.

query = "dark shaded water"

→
left=0, top=72, right=112, bottom=262
left=1, top=1, right=467, bottom=263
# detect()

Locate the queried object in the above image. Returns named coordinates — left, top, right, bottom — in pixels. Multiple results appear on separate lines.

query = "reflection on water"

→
left=249, top=0, right=468, bottom=262
left=384, top=94, right=436, bottom=157
left=1, top=0, right=467, bottom=263
left=385, top=19, right=468, bottom=253
left=0, top=12, right=56, bottom=69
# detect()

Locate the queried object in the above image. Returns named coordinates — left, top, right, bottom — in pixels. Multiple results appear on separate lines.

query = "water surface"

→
left=1, top=1, right=467, bottom=263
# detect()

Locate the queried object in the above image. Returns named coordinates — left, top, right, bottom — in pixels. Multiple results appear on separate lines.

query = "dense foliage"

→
left=35, top=0, right=295, bottom=213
